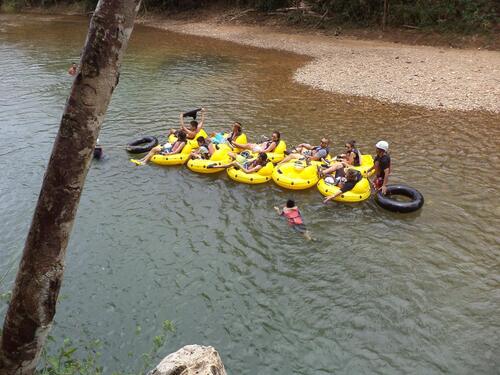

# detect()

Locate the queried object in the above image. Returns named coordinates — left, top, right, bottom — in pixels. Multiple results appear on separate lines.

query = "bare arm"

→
left=179, top=112, right=185, bottom=128
left=381, top=167, right=390, bottom=194
left=243, top=164, right=263, bottom=174
left=262, top=141, right=277, bottom=153
left=323, top=190, right=343, bottom=203
left=197, top=108, right=205, bottom=131
left=297, top=143, right=313, bottom=150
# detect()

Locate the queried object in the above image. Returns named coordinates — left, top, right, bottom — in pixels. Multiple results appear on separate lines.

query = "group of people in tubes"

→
left=132, top=108, right=391, bottom=240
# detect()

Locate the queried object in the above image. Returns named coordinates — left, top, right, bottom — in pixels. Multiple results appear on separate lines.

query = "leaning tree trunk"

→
left=0, top=0, right=141, bottom=373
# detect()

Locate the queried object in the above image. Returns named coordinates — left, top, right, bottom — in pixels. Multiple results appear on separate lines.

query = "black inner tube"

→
left=126, top=136, right=158, bottom=154
left=375, top=184, right=424, bottom=213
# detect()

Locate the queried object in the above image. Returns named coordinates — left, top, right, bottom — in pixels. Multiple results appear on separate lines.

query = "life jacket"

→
left=313, top=145, right=330, bottom=155
left=264, top=140, right=277, bottom=151
left=283, top=208, right=303, bottom=225
left=348, top=148, right=360, bottom=166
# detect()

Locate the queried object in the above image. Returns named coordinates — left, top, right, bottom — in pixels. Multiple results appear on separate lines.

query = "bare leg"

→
left=137, top=145, right=162, bottom=165
left=319, top=161, right=344, bottom=177
left=230, top=141, right=254, bottom=151
left=277, top=153, right=303, bottom=165
left=303, top=231, right=312, bottom=241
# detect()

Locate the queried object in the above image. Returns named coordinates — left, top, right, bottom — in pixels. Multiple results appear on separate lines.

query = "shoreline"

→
left=3, top=10, right=499, bottom=113
left=137, top=16, right=500, bottom=113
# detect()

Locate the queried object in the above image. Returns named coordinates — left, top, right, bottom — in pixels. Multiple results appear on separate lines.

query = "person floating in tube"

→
left=367, top=140, right=391, bottom=195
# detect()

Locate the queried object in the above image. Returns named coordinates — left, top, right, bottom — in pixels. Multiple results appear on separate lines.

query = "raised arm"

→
left=179, top=112, right=185, bottom=129
left=197, top=108, right=206, bottom=131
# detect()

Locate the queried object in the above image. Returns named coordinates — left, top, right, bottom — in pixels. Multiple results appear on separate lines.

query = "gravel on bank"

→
left=139, top=18, right=500, bottom=113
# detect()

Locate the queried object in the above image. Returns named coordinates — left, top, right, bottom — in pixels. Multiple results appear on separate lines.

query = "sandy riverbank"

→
left=138, top=16, right=500, bottom=113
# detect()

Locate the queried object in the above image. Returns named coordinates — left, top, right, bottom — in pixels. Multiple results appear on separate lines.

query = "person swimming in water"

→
left=274, top=199, right=312, bottom=240
left=68, top=62, right=77, bottom=76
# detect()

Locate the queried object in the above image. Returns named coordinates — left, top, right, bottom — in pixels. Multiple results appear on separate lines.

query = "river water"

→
left=0, top=14, right=499, bottom=374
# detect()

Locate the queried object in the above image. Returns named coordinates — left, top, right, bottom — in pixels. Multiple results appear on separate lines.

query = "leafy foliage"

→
left=2, top=0, right=496, bottom=32
left=35, top=320, right=175, bottom=375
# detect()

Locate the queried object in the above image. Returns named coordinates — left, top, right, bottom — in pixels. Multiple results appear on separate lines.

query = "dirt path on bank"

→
left=139, top=17, right=500, bottom=113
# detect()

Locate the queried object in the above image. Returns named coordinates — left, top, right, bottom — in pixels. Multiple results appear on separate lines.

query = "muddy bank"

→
left=139, top=16, right=500, bottom=113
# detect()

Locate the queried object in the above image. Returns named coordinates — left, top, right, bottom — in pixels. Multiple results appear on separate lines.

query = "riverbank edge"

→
left=3, top=7, right=500, bottom=113
left=136, top=15, right=500, bottom=113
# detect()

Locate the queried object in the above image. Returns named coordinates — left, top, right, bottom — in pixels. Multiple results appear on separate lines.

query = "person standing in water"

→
left=367, top=140, right=391, bottom=195
left=274, top=199, right=312, bottom=240
left=68, top=63, right=77, bottom=76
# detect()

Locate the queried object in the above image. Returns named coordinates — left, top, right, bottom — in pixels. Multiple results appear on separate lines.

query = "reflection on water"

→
left=0, top=14, right=499, bottom=375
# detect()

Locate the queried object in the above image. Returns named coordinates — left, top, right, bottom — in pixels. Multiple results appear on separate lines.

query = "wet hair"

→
left=197, top=136, right=205, bottom=144
left=346, top=140, right=356, bottom=148
left=257, top=152, right=268, bottom=164
left=233, top=122, right=242, bottom=135
left=346, top=168, right=358, bottom=180
left=177, top=130, right=187, bottom=142
left=286, top=199, right=295, bottom=208
left=272, top=131, right=281, bottom=142
left=190, top=120, right=198, bottom=129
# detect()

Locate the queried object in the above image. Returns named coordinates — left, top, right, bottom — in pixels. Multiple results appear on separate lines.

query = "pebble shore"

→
left=140, top=19, right=500, bottom=113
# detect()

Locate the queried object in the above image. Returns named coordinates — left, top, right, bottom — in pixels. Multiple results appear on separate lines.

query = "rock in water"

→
left=150, top=345, right=227, bottom=375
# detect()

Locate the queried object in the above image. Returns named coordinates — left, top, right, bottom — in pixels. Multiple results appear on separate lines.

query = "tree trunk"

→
left=382, top=0, right=389, bottom=30
left=0, top=0, right=141, bottom=373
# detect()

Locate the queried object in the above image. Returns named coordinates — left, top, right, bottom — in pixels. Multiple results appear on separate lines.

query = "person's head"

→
left=190, top=120, right=198, bottom=130
left=232, top=122, right=242, bottom=135
left=257, top=152, right=268, bottom=164
left=177, top=130, right=187, bottom=142
left=271, top=131, right=280, bottom=142
left=320, top=138, right=329, bottom=148
left=72, top=63, right=77, bottom=68
left=345, top=140, right=356, bottom=151
left=196, top=136, right=206, bottom=146
left=286, top=199, right=295, bottom=208
left=375, top=140, right=389, bottom=155
left=345, top=168, right=358, bottom=181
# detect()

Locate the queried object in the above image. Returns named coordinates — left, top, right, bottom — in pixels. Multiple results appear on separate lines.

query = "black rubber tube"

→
left=375, top=184, right=424, bottom=213
left=126, top=136, right=158, bottom=154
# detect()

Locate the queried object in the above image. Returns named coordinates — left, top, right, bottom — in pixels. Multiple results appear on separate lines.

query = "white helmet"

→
left=375, top=140, right=389, bottom=152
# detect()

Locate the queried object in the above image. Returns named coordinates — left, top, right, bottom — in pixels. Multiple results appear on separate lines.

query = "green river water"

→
left=0, top=14, right=499, bottom=374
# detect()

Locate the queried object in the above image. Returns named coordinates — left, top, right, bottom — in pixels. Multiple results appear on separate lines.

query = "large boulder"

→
left=150, top=345, right=227, bottom=375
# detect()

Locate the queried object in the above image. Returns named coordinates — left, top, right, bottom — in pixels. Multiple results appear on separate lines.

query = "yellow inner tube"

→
left=353, top=154, right=375, bottom=177
left=265, top=140, right=287, bottom=163
left=227, top=161, right=274, bottom=184
left=151, top=143, right=193, bottom=166
left=272, top=161, right=319, bottom=190
left=317, top=177, right=371, bottom=202
left=187, top=145, right=232, bottom=174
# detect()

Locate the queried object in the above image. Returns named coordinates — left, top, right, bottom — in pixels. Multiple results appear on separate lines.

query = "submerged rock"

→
left=150, top=345, right=227, bottom=375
